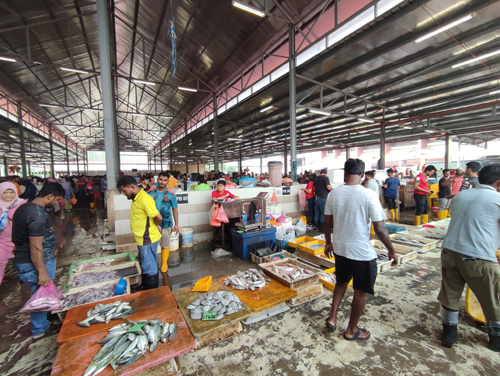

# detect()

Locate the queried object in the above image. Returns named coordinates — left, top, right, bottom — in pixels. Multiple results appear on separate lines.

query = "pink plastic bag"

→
left=215, top=205, right=229, bottom=224
left=299, top=191, right=306, bottom=208
left=20, top=281, right=64, bottom=313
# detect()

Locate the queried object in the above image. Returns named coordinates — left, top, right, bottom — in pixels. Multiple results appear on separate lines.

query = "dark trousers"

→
left=414, top=193, right=428, bottom=215
left=307, top=197, right=315, bottom=222
left=385, top=197, right=397, bottom=210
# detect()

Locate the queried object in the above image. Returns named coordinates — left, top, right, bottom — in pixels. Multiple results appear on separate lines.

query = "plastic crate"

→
left=384, top=224, right=406, bottom=234
left=299, top=240, right=326, bottom=255
left=287, top=236, right=316, bottom=249
left=231, top=227, right=277, bottom=261
left=319, top=268, right=353, bottom=291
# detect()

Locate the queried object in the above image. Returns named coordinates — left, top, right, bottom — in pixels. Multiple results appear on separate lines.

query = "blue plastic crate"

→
left=231, top=227, right=277, bottom=261
left=385, top=224, right=406, bottom=234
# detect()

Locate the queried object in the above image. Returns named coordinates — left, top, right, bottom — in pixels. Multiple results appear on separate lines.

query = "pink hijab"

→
left=0, top=182, right=22, bottom=212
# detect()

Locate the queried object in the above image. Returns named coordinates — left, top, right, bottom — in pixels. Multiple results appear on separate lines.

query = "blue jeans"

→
left=307, top=197, right=315, bottom=222
left=314, top=197, right=327, bottom=225
left=137, top=241, right=159, bottom=275
left=14, top=259, right=56, bottom=336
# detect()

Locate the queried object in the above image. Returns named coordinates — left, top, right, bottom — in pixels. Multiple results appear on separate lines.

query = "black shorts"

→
left=334, top=253, right=377, bottom=295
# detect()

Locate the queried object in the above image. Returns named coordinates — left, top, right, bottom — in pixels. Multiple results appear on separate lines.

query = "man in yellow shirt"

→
left=166, top=171, right=178, bottom=188
left=118, top=176, right=163, bottom=290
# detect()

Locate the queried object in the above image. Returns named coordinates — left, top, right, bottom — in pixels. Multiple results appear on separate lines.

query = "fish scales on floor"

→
left=72, top=271, right=120, bottom=287
left=77, top=300, right=137, bottom=327
left=187, top=291, right=244, bottom=320
left=83, top=319, right=178, bottom=376
left=223, top=269, right=271, bottom=291
left=262, top=262, right=316, bottom=283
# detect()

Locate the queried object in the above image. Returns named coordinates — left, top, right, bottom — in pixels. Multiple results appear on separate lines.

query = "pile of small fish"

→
left=376, top=254, right=390, bottom=262
left=71, top=258, right=118, bottom=273
left=394, top=237, right=427, bottom=245
left=83, top=319, right=178, bottom=376
left=62, top=284, right=116, bottom=310
left=72, top=271, right=120, bottom=287
left=223, top=269, right=271, bottom=291
left=306, top=243, right=324, bottom=251
left=77, top=300, right=136, bottom=327
left=262, top=262, right=316, bottom=283
left=187, top=291, right=244, bottom=320
left=320, top=273, right=336, bottom=285
left=422, top=235, right=444, bottom=241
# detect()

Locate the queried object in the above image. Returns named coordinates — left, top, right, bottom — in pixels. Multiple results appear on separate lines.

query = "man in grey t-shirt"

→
left=323, top=159, right=397, bottom=341
left=438, top=163, right=500, bottom=352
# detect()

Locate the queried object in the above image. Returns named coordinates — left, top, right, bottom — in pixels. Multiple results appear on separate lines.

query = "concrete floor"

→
left=0, top=208, right=498, bottom=376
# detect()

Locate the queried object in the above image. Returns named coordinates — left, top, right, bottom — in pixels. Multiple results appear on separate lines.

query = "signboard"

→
left=282, top=187, right=291, bottom=195
left=176, top=193, right=189, bottom=204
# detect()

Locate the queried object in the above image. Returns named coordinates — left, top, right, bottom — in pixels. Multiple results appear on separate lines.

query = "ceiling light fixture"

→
left=178, top=86, right=198, bottom=92
left=133, top=113, right=147, bottom=117
left=264, top=140, right=279, bottom=144
left=232, top=0, right=265, bottom=17
left=39, top=103, right=60, bottom=108
left=227, top=137, right=243, bottom=141
left=60, top=67, right=90, bottom=74
left=132, top=79, right=156, bottom=86
left=296, top=114, right=308, bottom=120
left=309, top=108, right=332, bottom=116
left=0, top=56, right=17, bottom=62
left=160, top=115, right=172, bottom=119
left=358, top=117, right=375, bottom=123
left=452, top=48, right=500, bottom=68
left=414, top=14, right=473, bottom=43
left=489, top=89, right=500, bottom=95
left=425, top=129, right=436, bottom=133
left=260, top=105, right=274, bottom=112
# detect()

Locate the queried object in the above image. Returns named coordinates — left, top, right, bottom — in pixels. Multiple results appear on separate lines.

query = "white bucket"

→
left=179, top=227, right=194, bottom=247
left=268, top=161, right=283, bottom=187
left=170, top=232, right=179, bottom=251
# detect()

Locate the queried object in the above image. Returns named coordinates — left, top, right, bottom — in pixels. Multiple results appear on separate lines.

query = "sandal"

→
left=33, top=324, right=61, bottom=342
left=343, top=327, right=370, bottom=341
left=325, top=320, right=336, bottom=332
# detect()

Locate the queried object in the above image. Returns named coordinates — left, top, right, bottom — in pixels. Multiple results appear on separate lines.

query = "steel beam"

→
left=213, top=94, right=219, bottom=173
left=17, top=103, right=27, bottom=178
left=445, top=134, right=450, bottom=170
left=97, top=0, right=119, bottom=190
left=380, top=124, right=385, bottom=170
left=65, top=136, right=70, bottom=174
left=185, top=123, right=189, bottom=175
left=49, top=125, right=55, bottom=177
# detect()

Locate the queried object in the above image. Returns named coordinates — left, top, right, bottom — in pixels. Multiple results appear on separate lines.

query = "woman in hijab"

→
left=0, top=182, right=26, bottom=285
left=60, top=178, right=73, bottom=212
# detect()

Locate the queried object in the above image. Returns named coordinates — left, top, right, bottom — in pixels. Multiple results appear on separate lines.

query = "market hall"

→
left=0, top=0, right=500, bottom=375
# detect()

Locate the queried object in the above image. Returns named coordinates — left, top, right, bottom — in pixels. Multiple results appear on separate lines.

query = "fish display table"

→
left=57, top=287, right=173, bottom=345
left=389, top=234, right=438, bottom=253
left=173, top=279, right=252, bottom=349
left=51, top=293, right=195, bottom=376
left=218, top=275, right=297, bottom=325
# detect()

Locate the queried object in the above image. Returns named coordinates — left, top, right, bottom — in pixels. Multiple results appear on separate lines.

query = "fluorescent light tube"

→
left=39, top=103, right=60, bottom=108
left=414, top=14, right=473, bottom=43
left=358, top=117, right=375, bottom=123
left=133, top=113, right=147, bottom=117
left=195, top=149, right=205, bottom=152
left=452, top=48, right=500, bottom=68
left=0, top=56, right=17, bottom=62
left=60, top=67, right=90, bottom=74
left=232, top=1, right=265, bottom=17
left=159, top=115, right=172, bottom=119
left=490, top=89, right=500, bottom=95
left=425, top=129, right=436, bottom=133
left=227, top=137, right=243, bottom=141
left=178, top=86, right=198, bottom=92
left=309, top=108, right=332, bottom=116
left=132, top=79, right=156, bottom=86
left=296, top=114, right=308, bottom=120
left=260, top=105, right=274, bottom=112
left=264, top=140, right=279, bottom=144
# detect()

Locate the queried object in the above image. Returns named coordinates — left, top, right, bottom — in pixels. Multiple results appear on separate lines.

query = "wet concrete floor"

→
left=0, top=208, right=499, bottom=375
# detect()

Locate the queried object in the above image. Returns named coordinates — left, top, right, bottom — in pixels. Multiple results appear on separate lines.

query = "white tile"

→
left=178, top=213, right=190, bottom=227
left=189, top=213, right=204, bottom=226
left=115, top=219, right=132, bottom=235
left=193, top=233, right=203, bottom=244
left=114, top=195, right=131, bottom=210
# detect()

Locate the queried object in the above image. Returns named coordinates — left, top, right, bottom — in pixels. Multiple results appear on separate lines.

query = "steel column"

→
left=289, top=24, right=297, bottom=181
left=160, top=147, right=163, bottom=171
left=380, top=124, right=386, bottom=170
left=284, top=140, right=288, bottom=176
left=49, top=125, right=55, bottom=178
left=17, top=103, right=27, bottom=178
left=213, top=94, right=219, bottom=173
left=97, top=0, right=119, bottom=190
left=76, top=144, right=80, bottom=174
left=260, top=156, right=263, bottom=174
left=185, top=124, right=189, bottom=175
left=445, top=134, right=450, bottom=169
left=346, top=147, right=350, bottom=160
left=65, top=136, right=70, bottom=175
left=169, top=134, right=173, bottom=171
left=27, top=161, right=31, bottom=176
left=239, top=149, right=242, bottom=174
left=3, top=156, right=8, bottom=177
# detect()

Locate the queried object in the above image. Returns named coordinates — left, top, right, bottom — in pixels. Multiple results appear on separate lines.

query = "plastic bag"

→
left=20, top=281, right=64, bottom=313
left=295, top=219, right=307, bottom=236
left=271, top=190, right=279, bottom=204
left=226, top=181, right=237, bottom=189
left=70, top=196, right=77, bottom=205
left=211, top=248, right=232, bottom=258
left=299, top=191, right=306, bottom=208
left=208, top=203, right=216, bottom=222
left=215, top=205, right=229, bottom=223
left=210, top=206, right=222, bottom=227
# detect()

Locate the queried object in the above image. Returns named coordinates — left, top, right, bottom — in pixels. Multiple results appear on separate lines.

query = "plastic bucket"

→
left=179, top=228, right=194, bottom=247
left=432, top=207, right=439, bottom=219
left=181, top=247, right=194, bottom=263
left=268, top=161, right=283, bottom=187
left=168, top=249, right=181, bottom=268
left=170, top=232, right=179, bottom=252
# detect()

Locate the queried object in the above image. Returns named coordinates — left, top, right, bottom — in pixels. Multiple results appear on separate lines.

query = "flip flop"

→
left=33, top=324, right=60, bottom=342
left=325, top=320, right=336, bottom=332
left=343, top=327, right=370, bottom=341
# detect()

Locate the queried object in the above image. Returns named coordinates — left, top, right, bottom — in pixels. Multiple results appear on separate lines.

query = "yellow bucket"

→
left=301, top=215, right=307, bottom=225
left=192, top=276, right=212, bottom=292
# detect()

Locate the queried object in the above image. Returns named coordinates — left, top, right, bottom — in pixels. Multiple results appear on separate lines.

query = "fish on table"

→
left=223, top=269, right=271, bottom=291
left=187, top=291, right=244, bottom=321
left=77, top=299, right=137, bottom=327
left=262, top=262, right=316, bottom=283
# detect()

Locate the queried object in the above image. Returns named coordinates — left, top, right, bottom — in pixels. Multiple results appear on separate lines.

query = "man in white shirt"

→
left=324, top=159, right=398, bottom=341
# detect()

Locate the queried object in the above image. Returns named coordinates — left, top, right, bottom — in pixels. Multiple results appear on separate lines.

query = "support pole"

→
left=445, top=134, right=450, bottom=169
left=49, top=125, right=55, bottom=178
left=3, top=156, right=8, bottom=177
left=239, top=149, right=242, bottom=175
left=284, top=140, right=288, bottom=177
left=260, top=156, right=263, bottom=174
left=17, top=103, right=27, bottom=178
left=76, top=144, right=80, bottom=174
left=43, top=163, right=46, bottom=178
left=160, top=146, right=163, bottom=171
left=27, top=161, right=31, bottom=176
left=380, top=124, right=386, bottom=170
left=65, top=136, right=70, bottom=175
left=289, top=24, right=297, bottom=182
left=213, top=94, right=219, bottom=173
left=154, top=152, right=157, bottom=175
left=97, top=0, right=119, bottom=190
left=185, top=124, right=189, bottom=175
left=346, top=147, right=350, bottom=160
